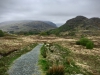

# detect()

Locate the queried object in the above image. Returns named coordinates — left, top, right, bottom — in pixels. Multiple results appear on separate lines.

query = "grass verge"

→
left=39, top=43, right=93, bottom=75
left=0, top=43, right=37, bottom=75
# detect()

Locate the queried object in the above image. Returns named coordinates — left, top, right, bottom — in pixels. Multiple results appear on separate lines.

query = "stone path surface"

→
left=8, top=44, right=43, bottom=75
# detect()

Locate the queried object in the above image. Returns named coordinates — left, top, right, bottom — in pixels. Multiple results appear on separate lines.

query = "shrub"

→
left=79, top=38, right=90, bottom=46
left=68, top=31, right=76, bottom=36
left=40, top=32, right=49, bottom=36
left=76, top=41, right=81, bottom=45
left=86, top=41, right=94, bottom=49
left=0, top=30, right=4, bottom=37
left=46, top=65, right=65, bottom=75
left=76, top=37, right=94, bottom=49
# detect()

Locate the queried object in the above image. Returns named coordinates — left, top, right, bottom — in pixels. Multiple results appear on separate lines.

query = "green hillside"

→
left=49, top=16, right=100, bottom=36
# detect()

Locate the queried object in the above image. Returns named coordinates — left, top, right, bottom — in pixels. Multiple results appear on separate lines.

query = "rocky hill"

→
left=50, top=16, right=100, bottom=35
left=0, top=20, right=57, bottom=33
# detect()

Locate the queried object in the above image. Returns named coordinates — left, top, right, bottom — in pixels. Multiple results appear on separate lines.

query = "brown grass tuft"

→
left=47, top=65, right=65, bottom=75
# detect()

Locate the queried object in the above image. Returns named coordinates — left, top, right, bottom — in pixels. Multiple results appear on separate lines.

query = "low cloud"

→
left=0, top=0, right=100, bottom=25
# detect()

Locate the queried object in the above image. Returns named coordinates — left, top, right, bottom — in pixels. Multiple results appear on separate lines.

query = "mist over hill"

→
left=0, top=20, right=57, bottom=33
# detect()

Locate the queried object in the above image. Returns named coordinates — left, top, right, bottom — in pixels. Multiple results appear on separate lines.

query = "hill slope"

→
left=50, top=16, right=100, bottom=35
left=0, top=20, right=57, bottom=33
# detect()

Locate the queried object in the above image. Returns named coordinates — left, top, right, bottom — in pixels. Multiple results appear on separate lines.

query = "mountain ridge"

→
left=49, top=16, right=100, bottom=35
left=0, top=20, right=57, bottom=33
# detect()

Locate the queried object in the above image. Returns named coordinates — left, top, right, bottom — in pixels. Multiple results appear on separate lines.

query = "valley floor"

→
left=0, top=35, right=100, bottom=75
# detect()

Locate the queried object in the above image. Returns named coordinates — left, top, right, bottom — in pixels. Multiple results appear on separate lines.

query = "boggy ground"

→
left=0, top=35, right=58, bottom=57
left=56, top=36, right=100, bottom=75
left=0, top=35, right=100, bottom=75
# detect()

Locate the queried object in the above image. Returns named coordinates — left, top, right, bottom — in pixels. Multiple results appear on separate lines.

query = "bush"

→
left=86, top=41, right=94, bottom=49
left=76, top=37, right=94, bottom=49
left=0, top=30, right=4, bottom=37
left=79, top=38, right=90, bottom=46
left=68, top=31, right=76, bottom=36
left=76, top=41, right=81, bottom=45
left=46, top=65, right=65, bottom=75
left=40, top=32, right=49, bottom=36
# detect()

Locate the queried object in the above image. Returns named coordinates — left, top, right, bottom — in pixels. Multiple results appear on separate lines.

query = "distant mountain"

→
left=49, top=16, right=100, bottom=35
left=56, top=23, right=64, bottom=27
left=0, top=20, right=57, bottom=33
left=43, top=21, right=57, bottom=27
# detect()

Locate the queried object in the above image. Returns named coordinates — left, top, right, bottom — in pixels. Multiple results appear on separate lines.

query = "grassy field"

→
left=38, top=36, right=100, bottom=75
left=56, top=36, right=100, bottom=75
left=0, top=43, right=37, bottom=75
left=0, top=34, right=100, bottom=75
left=39, top=43, right=94, bottom=75
left=0, top=35, right=38, bottom=75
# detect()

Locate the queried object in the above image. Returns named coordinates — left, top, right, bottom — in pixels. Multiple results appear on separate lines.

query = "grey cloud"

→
left=0, top=0, right=100, bottom=25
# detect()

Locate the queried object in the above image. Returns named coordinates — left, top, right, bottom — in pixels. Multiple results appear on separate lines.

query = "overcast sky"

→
left=0, top=0, right=100, bottom=25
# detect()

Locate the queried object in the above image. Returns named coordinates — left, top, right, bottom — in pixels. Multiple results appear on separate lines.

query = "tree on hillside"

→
left=0, top=30, right=4, bottom=37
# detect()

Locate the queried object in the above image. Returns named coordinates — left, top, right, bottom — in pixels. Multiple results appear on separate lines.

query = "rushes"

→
left=47, top=65, right=65, bottom=75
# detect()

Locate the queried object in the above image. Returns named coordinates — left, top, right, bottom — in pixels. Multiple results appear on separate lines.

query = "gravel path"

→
left=8, top=44, right=43, bottom=75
